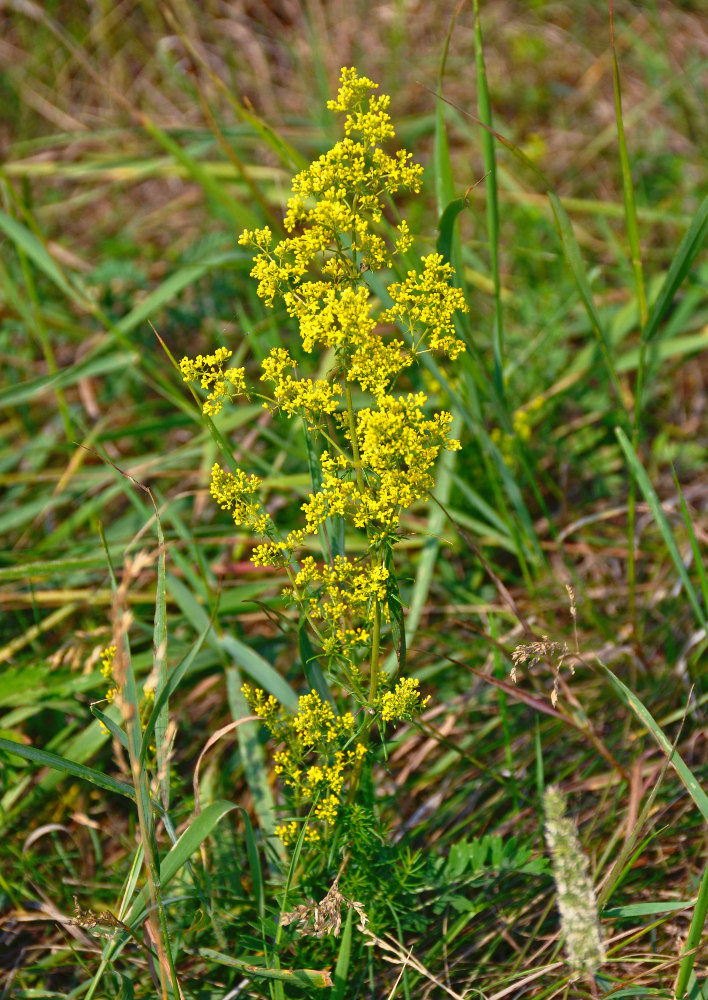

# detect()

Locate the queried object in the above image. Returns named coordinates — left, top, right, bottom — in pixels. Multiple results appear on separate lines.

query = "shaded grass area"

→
left=2, top=2, right=708, bottom=997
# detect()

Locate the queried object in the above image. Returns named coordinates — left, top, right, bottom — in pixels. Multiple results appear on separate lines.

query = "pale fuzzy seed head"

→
left=543, top=785, right=605, bottom=979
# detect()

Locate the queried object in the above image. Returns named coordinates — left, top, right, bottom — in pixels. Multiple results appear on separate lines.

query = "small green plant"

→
left=180, top=67, right=467, bottom=909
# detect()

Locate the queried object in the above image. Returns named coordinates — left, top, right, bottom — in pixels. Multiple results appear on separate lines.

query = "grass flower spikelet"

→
left=543, top=785, right=605, bottom=979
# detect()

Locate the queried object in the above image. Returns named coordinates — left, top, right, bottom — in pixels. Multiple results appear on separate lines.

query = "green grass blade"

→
left=195, top=948, right=332, bottom=988
left=548, top=192, right=627, bottom=420
left=124, top=800, right=238, bottom=927
left=0, top=736, right=135, bottom=800
left=642, top=193, right=708, bottom=344
left=114, top=255, right=248, bottom=338
left=0, top=208, right=89, bottom=306
left=220, top=634, right=299, bottom=712
left=616, top=427, right=705, bottom=628
left=151, top=499, right=169, bottom=808
left=598, top=661, right=708, bottom=822
left=139, top=113, right=260, bottom=228
left=472, top=0, right=504, bottom=401
left=676, top=861, right=708, bottom=999
left=611, top=10, right=647, bottom=329
left=329, top=908, right=354, bottom=1000
left=90, top=706, right=129, bottom=751
left=673, top=466, right=708, bottom=617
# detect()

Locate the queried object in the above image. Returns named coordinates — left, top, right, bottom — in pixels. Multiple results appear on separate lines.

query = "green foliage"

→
left=2, top=2, right=708, bottom=997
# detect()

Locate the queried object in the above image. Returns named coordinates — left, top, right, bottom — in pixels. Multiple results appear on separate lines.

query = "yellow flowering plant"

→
left=181, top=68, right=466, bottom=863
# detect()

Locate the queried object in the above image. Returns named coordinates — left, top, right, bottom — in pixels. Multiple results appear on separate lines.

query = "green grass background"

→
left=2, top=1, right=708, bottom=997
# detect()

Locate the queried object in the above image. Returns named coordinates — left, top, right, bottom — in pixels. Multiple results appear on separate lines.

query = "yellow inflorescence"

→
left=181, top=70, right=461, bottom=813
left=178, top=348, right=246, bottom=416
left=380, top=676, right=430, bottom=723
left=244, top=684, right=366, bottom=844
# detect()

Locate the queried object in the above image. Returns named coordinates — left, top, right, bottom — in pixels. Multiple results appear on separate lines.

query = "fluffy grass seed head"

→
left=543, top=785, right=605, bottom=979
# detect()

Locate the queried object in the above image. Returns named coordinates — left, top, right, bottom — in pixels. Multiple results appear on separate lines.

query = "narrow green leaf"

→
left=616, top=427, right=705, bottom=628
left=603, top=900, right=693, bottom=919
left=548, top=191, right=626, bottom=417
left=642, top=193, right=708, bottom=344
left=677, top=861, right=708, bottom=998
left=220, top=634, right=299, bottom=712
left=123, top=801, right=239, bottom=933
left=298, top=619, right=333, bottom=708
left=0, top=209, right=86, bottom=305
left=329, top=908, right=354, bottom=1000
left=115, top=255, right=248, bottom=337
left=140, top=114, right=259, bottom=229
left=90, top=706, right=129, bottom=750
left=673, top=466, right=708, bottom=618
left=598, top=662, right=708, bottom=823
left=195, top=948, right=332, bottom=988
left=0, top=736, right=135, bottom=800
left=384, top=544, right=406, bottom=673
left=436, top=198, right=468, bottom=266
left=152, top=501, right=169, bottom=807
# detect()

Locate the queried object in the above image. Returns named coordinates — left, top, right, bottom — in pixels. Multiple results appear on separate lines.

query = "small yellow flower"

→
left=179, top=348, right=246, bottom=416
left=380, top=677, right=429, bottom=723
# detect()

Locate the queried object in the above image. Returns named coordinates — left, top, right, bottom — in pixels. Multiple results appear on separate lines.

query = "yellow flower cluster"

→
left=243, top=685, right=367, bottom=844
left=381, top=254, right=467, bottom=359
left=289, top=556, right=390, bottom=654
left=178, top=348, right=246, bottom=416
left=100, top=644, right=118, bottom=705
left=261, top=347, right=341, bottom=425
left=181, top=66, right=467, bottom=668
left=380, top=676, right=429, bottom=723
left=209, top=465, right=270, bottom=534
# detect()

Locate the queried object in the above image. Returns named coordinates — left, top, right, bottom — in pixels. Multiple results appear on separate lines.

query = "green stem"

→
left=368, top=600, right=382, bottom=704
left=345, top=382, right=366, bottom=495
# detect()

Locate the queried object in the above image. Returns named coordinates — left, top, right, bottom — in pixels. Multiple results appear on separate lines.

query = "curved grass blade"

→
left=195, top=948, right=332, bottom=988
left=642, top=193, right=708, bottom=345
left=0, top=208, right=88, bottom=306
left=330, top=908, right=354, bottom=1000
left=598, top=661, right=708, bottom=822
left=0, top=736, right=135, bottom=801
left=615, top=427, right=705, bottom=629
left=220, top=634, right=299, bottom=712
left=125, top=800, right=239, bottom=928
left=472, top=0, right=504, bottom=401
left=90, top=706, right=129, bottom=751
left=548, top=192, right=627, bottom=422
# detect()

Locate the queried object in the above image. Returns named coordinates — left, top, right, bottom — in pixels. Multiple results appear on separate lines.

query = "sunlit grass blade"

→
left=642, top=192, right=708, bottom=345
left=330, top=908, right=354, bottom=1000
left=195, top=948, right=333, bottom=988
left=598, top=661, right=708, bottom=822
left=138, top=112, right=260, bottom=229
left=0, top=736, right=135, bottom=800
left=472, top=0, right=504, bottom=402
left=114, top=252, right=251, bottom=338
left=548, top=192, right=628, bottom=423
left=616, top=427, right=705, bottom=629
